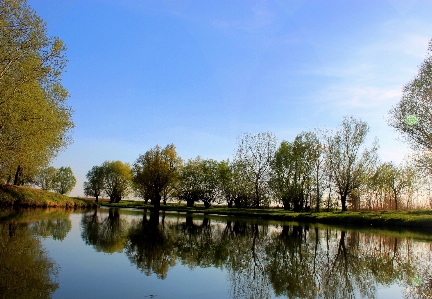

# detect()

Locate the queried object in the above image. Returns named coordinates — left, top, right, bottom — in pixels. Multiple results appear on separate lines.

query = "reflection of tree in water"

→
left=221, top=221, right=272, bottom=299
left=172, top=213, right=225, bottom=269
left=265, top=225, right=317, bottom=299
left=80, top=208, right=129, bottom=253
left=0, top=222, right=59, bottom=299
left=30, top=217, right=72, bottom=241
left=401, top=242, right=432, bottom=299
left=125, top=210, right=176, bottom=279
left=80, top=208, right=432, bottom=299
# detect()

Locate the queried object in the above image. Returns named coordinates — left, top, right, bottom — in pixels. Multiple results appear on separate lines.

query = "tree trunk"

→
left=152, top=193, right=161, bottom=209
left=186, top=199, right=194, bottom=207
left=234, top=197, right=241, bottom=208
left=394, top=191, right=398, bottom=210
left=341, top=194, right=347, bottom=211
left=315, top=176, right=320, bottom=212
left=293, top=201, right=302, bottom=212
left=227, top=200, right=233, bottom=208
left=13, top=165, right=23, bottom=186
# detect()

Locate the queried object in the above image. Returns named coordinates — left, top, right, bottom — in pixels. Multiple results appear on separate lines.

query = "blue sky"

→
left=28, top=0, right=432, bottom=196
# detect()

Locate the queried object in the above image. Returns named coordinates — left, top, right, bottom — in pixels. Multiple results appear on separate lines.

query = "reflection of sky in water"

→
left=377, top=285, right=404, bottom=299
left=43, top=213, right=230, bottom=299
left=34, top=211, right=431, bottom=299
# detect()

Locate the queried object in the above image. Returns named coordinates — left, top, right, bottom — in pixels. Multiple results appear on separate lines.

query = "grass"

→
left=0, top=184, right=95, bottom=208
left=99, top=200, right=432, bottom=230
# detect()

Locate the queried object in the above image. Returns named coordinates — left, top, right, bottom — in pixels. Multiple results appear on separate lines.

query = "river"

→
left=1, top=207, right=431, bottom=299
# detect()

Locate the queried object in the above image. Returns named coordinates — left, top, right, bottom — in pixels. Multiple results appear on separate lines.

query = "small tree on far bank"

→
left=132, top=144, right=182, bottom=208
left=102, top=161, right=132, bottom=203
left=233, top=132, right=277, bottom=208
left=54, top=166, right=76, bottom=195
left=84, top=166, right=105, bottom=202
left=34, top=166, right=58, bottom=190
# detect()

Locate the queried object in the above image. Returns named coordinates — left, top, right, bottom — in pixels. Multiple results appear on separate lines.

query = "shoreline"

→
left=1, top=184, right=431, bottom=230
left=98, top=200, right=432, bottom=230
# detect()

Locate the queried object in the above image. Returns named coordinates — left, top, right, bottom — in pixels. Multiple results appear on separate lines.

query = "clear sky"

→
left=28, top=0, right=432, bottom=196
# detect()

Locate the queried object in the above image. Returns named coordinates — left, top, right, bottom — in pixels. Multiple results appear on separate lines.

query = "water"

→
left=1, top=207, right=431, bottom=299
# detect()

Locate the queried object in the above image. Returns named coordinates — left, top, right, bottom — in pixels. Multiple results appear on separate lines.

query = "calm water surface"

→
left=1, top=207, right=431, bottom=299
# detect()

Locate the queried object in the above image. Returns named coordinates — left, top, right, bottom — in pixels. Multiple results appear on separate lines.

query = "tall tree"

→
left=0, top=0, right=74, bottom=183
left=84, top=166, right=105, bottom=202
left=102, top=161, right=132, bottom=203
left=325, top=117, right=378, bottom=211
left=53, top=166, right=76, bottom=195
left=233, top=132, right=277, bottom=208
left=132, top=144, right=182, bottom=208
left=388, top=39, right=432, bottom=166
left=270, top=132, right=321, bottom=211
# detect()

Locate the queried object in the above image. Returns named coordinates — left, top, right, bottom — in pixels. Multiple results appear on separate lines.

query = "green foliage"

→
left=371, top=162, right=416, bottom=210
left=0, top=0, right=74, bottom=184
left=325, top=116, right=378, bottom=211
left=101, top=160, right=132, bottom=203
left=34, top=165, right=76, bottom=195
left=84, top=165, right=105, bottom=202
left=389, top=39, right=432, bottom=153
left=132, top=144, right=182, bottom=207
left=53, top=166, right=76, bottom=195
left=34, top=166, right=57, bottom=190
left=270, top=131, right=321, bottom=211
left=233, top=132, right=277, bottom=208
left=216, top=159, right=238, bottom=207
left=176, top=157, right=221, bottom=208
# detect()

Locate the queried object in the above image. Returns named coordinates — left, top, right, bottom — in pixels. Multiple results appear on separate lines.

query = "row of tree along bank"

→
left=84, top=39, right=432, bottom=212
left=82, top=116, right=427, bottom=212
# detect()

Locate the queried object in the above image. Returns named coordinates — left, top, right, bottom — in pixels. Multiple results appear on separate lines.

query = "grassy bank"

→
left=0, top=184, right=95, bottom=208
left=100, top=200, right=432, bottom=229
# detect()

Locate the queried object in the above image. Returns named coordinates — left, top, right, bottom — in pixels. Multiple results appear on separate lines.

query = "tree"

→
left=0, top=0, right=74, bottom=184
left=217, top=160, right=236, bottom=208
left=84, top=166, right=105, bottom=202
left=373, top=162, right=416, bottom=210
left=270, top=131, right=321, bottom=211
left=197, top=158, right=220, bottom=208
left=132, top=144, right=182, bottom=208
left=102, top=161, right=132, bottom=203
left=176, top=157, right=220, bottom=208
left=325, top=116, right=378, bottom=211
left=53, top=166, right=76, bottom=195
left=34, top=166, right=57, bottom=190
left=388, top=39, right=432, bottom=165
left=233, top=132, right=277, bottom=208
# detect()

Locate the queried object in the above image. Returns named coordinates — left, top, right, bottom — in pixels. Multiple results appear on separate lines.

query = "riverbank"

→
left=99, top=200, right=432, bottom=229
left=0, top=184, right=95, bottom=208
